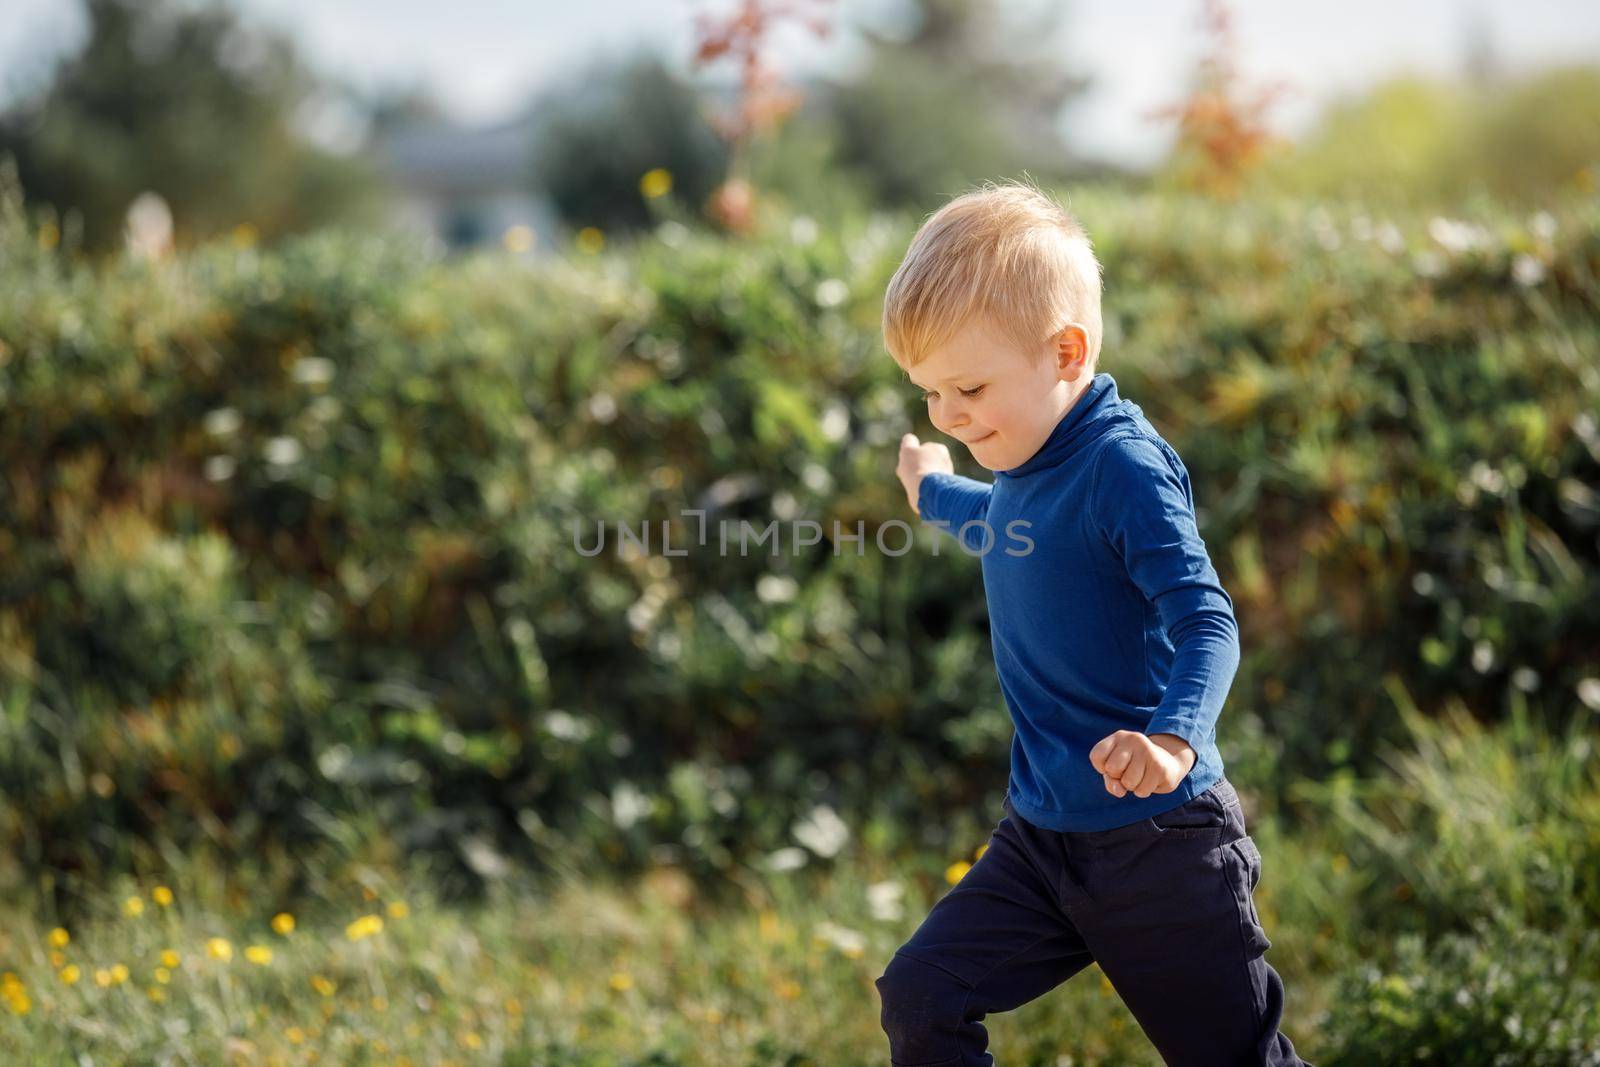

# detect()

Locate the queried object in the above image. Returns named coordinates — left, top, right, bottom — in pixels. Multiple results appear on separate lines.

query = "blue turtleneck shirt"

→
left=917, top=371, right=1240, bottom=832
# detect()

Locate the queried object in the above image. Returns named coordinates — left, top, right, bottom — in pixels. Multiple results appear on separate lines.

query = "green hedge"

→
left=2, top=170, right=1598, bottom=903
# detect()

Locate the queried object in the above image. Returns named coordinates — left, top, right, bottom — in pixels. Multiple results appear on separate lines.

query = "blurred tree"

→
left=1250, top=64, right=1600, bottom=209
left=816, top=0, right=1092, bottom=209
left=529, top=49, right=731, bottom=237
left=689, top=0, right=836, bottom=235
left=0, top=0, right=382, bottom=252
left=1146, top=0, right=1291, bottom=199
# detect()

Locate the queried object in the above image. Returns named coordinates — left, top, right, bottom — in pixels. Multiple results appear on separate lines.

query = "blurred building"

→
left=376, top=112, right=561, bottom=255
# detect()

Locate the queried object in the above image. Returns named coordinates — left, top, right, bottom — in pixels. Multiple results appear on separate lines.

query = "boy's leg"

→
left=1073, top=779, right=1310, bottom=1067
left=874, top=798, right=1094, bottom=1067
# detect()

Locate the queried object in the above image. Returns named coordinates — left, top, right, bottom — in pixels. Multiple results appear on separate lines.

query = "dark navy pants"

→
left=874, top=777, right=1310, bottom=1066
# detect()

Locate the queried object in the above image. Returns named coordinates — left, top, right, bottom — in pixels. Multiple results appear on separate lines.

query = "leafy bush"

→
left=1320, top=915, right=1600, bottom=1066
left=2, top=163, right=1598, bottom=907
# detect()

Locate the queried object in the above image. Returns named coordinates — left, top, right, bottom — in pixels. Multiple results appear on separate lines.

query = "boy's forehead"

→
left=903, top=321, right=1006, bottom=386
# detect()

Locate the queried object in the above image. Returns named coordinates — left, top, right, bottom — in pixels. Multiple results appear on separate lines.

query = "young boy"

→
left=873, top=179, right=1310, bottom=1067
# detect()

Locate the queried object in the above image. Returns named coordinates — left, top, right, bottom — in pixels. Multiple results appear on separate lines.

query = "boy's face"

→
left=902, top=313, right=1092, bottom=472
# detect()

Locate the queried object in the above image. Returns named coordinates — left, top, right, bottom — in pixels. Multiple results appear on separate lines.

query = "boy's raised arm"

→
left=1091, top=435, right=1241, bottom=755
left=897, top=433, right=994, bottom=550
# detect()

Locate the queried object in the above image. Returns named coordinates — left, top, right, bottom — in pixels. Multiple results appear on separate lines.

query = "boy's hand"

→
left=897, top=433, right=954, bottom=513
left=1089, top=731, right=1197, bottom=798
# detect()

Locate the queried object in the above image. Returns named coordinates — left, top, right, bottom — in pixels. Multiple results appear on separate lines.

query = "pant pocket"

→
left=1145, top=786, right=1228, bottom=840
left=1225, top=836, right=1272, bottom=957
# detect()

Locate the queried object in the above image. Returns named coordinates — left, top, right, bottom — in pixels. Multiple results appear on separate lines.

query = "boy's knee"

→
left=874, top=951, right=968, bottom=1065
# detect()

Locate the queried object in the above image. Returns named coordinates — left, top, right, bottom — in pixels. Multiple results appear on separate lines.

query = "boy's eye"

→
left=921, top=385, right=984, bottom=401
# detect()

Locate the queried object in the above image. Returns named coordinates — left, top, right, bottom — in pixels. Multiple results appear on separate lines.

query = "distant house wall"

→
left=377, top=115, right=562, bottom=256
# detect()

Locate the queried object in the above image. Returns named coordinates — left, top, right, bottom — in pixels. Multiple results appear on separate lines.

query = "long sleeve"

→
left=918, top=471, right=994, bottom=553
left=1091, top=435, right=1240, bottom=752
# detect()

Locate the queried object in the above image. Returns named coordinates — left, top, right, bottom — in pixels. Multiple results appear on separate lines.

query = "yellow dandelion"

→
left=945, top=860, right=971, bottom=884
left=371, top=994, right=388, bottom=1013
left=154, top=967, right=171, bottom=984
left=776, top=979, right=802, bottom=999
left=146, top=985, right=166, bottom=1003
left=640, top=168, right=673, bottom=199
left=233, top=223, right=258, bottom=248
left=608, top=972, right=633, bottom=992
left=160, top=949, right=180, bottom=968
left=271, top=912, right=295, bottom=936
left=123, top=895, right=145, bottom=917
left=286, top=1027, right=306, bottom=1046
left=344, top=914, right=383, bottom=941
left=48, top=927, right=70, bottom=949
left=504, top=996, right=523, bottom=1015
left=60, top=964, right=81, bottom=985
left=386, top=900, right=409, bottom=920
left=705, top=1007, right=723, bottom=1025
left=94, top=969, right=113, bottom=988
left=152, top=885, right=173, bottom=907
left=759, top=910, right=781, bottom=941
left=310, top=974, right=336, bottom=997
left=361, top=885, right=378, bottom=901
left=974, top=842, right=989, bottom=862
left=49, top=951, right=65, bottom=968
left=3, top=986, right=29, bottom=1016
left=206, top=937, right=233, bottom=962
left=245, top=945, right=273, bottom=965
left=110, top=963, right=129, bottom=985
left=460, top=1031, right=484, bottom=1050
left=575, top=227, right=605, bottom=254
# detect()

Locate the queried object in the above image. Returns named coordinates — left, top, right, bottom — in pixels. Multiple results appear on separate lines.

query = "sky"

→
left=3, top=0, right=1599, bottom=168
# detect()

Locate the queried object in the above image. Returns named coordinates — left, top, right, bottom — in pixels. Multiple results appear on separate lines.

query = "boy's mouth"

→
left=966, top=430, right=996, bottom=445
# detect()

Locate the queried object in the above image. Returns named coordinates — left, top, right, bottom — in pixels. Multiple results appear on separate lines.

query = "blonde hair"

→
left=882, top=177, right=1103, bottom=373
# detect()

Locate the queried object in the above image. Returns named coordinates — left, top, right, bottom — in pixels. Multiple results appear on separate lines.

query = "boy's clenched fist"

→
left=1089, top=731, right=1197, bottom=798
left=897, top=433, right=954, bottom=513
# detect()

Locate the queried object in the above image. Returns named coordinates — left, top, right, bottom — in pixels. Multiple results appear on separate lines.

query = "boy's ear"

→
left=1052, top=324, right=1090, bottom=376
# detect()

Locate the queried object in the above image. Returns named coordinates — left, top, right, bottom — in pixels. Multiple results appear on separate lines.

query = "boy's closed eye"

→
left=921, top=385, right=986, bottom=401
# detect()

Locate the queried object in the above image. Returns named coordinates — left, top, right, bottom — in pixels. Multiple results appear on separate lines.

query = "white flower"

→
left=1530, top=211, right=1556, bottom=240
left=263, top=436, right=302, bottom=465
left=204, top=407, right=242, bottom=436
left=1428, top=217, right=1490, bottom=254
left=867, top=880, right=905, bottom=922
left=1376, top=222, right=1405, bottom=255
left=813, top=920, right=866, bottom=955
left=203, top=455, right=236, bottom=482
left=764, top=846, right=808, bottom=872
left=1511, top=253, right=1545, bottom=288
left=814, top=278, right=849, bottom=308
left=756, top=574, right=798, bottom=604
left=790, top=215, right=818, bottom=245
left=1576, top=678, right=1600, bottom=711
left=610, top=781, right=652, bottom=829
left=1472, top=640, right=1495, bottom=674
left=587, top=392, right=617, bottom=423
left=820, top=401, right=850, bottom=443
left=291, top=357, right=335, bottom=385
left=656, top=220, right=689, bottom=248
left=542, top=709, right=592, bottom=742
left=793, top=803, right=850, bottom=858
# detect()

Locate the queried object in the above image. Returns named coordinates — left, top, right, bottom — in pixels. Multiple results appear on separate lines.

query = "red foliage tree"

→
left=1146, top=0, right=1294, bottom=197
left=690, top=0, right=835, bottom=232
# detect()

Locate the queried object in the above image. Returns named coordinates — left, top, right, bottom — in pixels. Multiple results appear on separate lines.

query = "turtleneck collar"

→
left=998, top=372, right=1121, bottom=479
